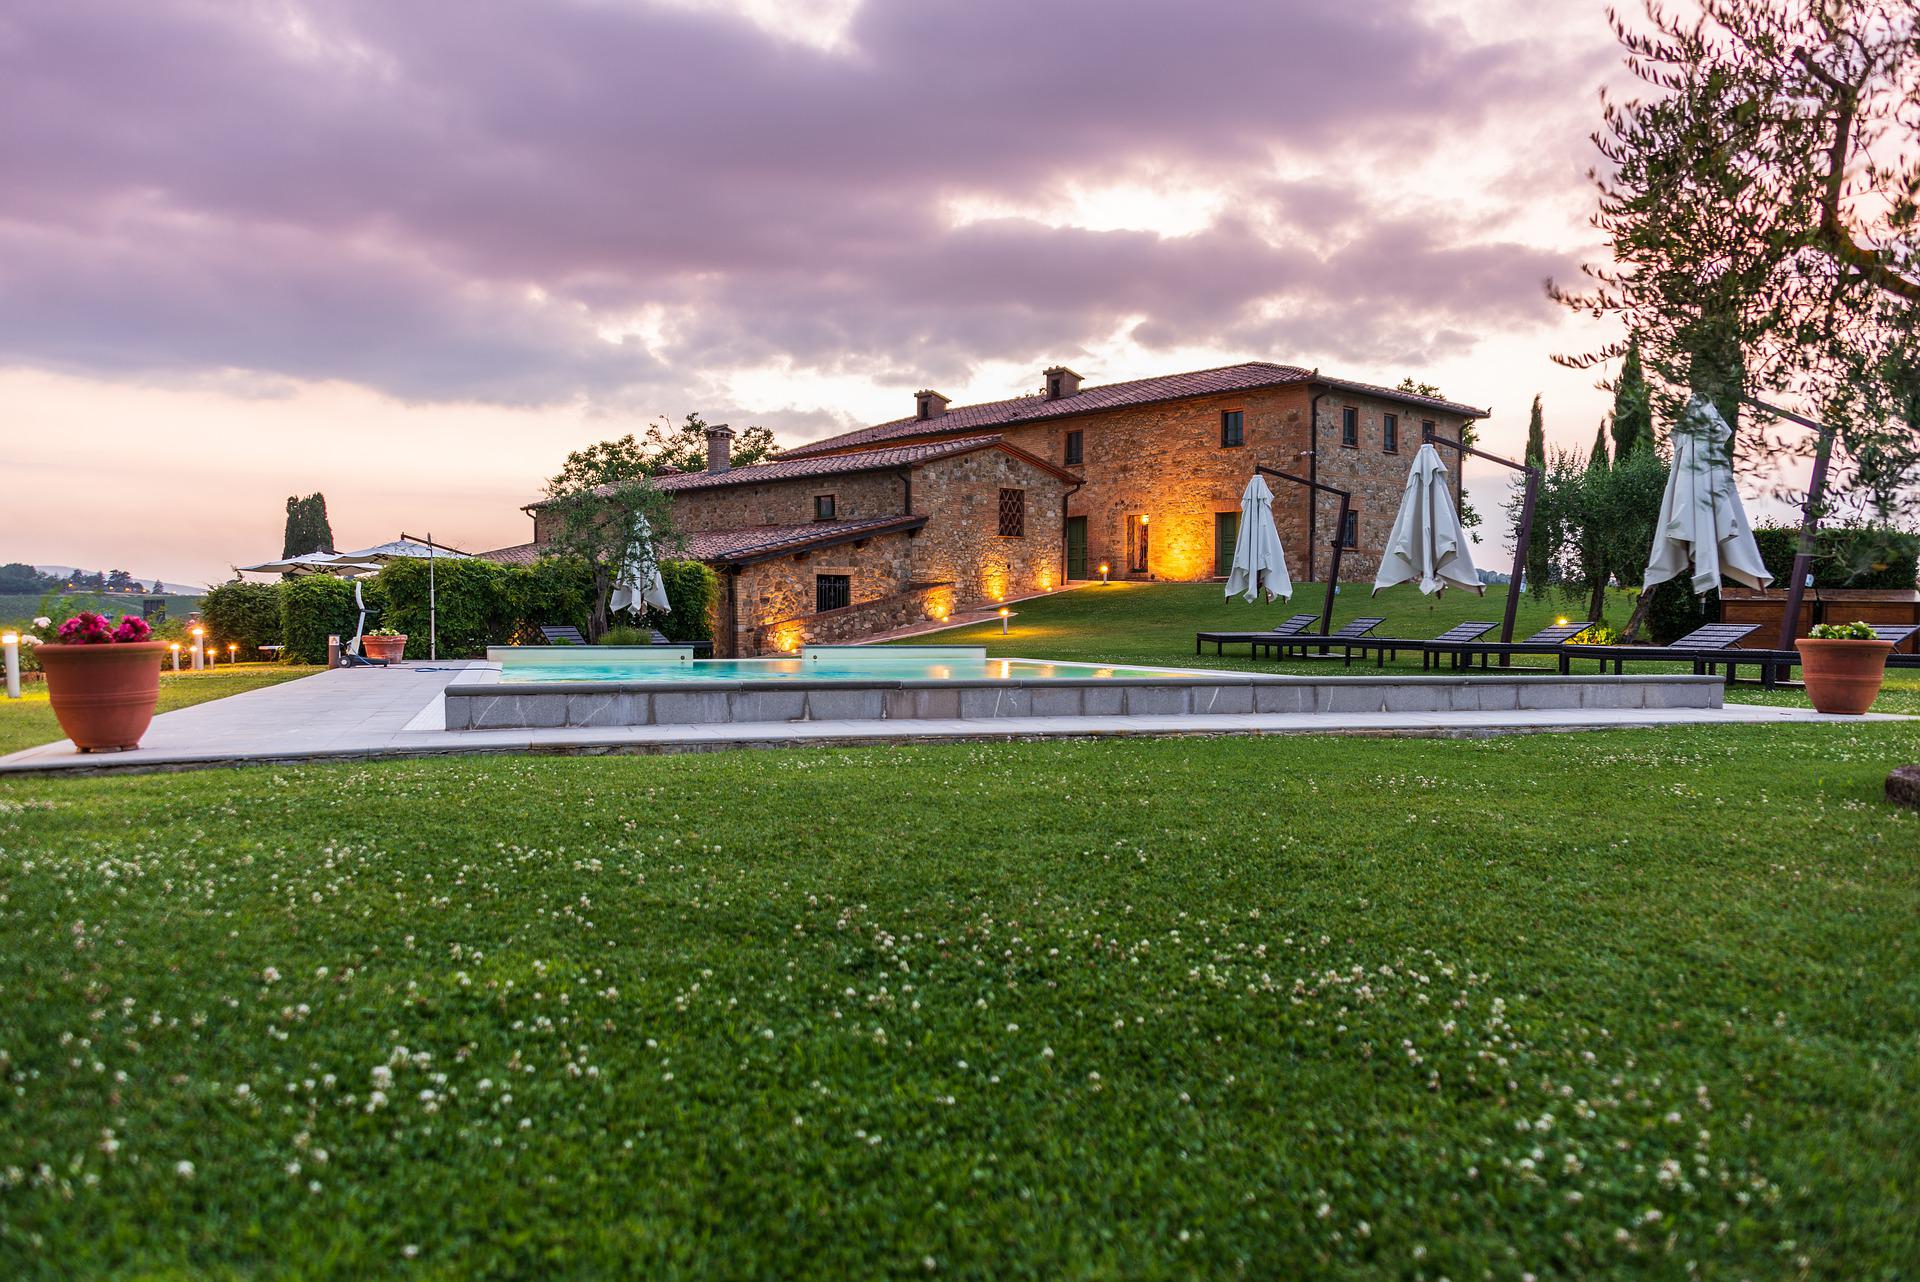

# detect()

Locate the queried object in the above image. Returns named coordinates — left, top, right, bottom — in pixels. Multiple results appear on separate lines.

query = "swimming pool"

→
left=490, top=645, right=1186, bottom=684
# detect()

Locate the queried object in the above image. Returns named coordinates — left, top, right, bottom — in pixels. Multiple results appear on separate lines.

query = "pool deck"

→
left=0, top=661, right=1898, bottom=776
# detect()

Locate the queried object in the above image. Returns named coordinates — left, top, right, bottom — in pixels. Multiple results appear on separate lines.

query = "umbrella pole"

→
left=428, top=531, right=437, bottom=662
left=1743, top=397, right=1835, bottom=652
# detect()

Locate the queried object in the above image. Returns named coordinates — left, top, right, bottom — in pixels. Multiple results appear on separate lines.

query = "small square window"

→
left=1064, top=430, right=1084, bottom=465
left=813, top=494, right=836, bottom=521
left=1421, top=419, right=1435, bottom=443
left=1220, top=410, right=1244, bottom=447
left=1340, top=510, right=1359, bottom=548
left=815, top=574, right=851, bottom=613
left=1340, top=406, right=1359, bottom=447
left=997, top=488, right=1026, bottom=538
left=1383, top=414, right=1399, bottom=454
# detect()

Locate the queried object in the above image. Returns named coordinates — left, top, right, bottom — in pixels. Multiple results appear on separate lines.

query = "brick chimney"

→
left=704, top=422, right=734, bottom=474
left=914, top=389, right=949, bottom=421
left=1043, top=366, right=1083, bottom=400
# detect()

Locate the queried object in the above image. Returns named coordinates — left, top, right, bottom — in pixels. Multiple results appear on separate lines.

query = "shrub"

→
left=378, top=555, right=598, bottom=656
left=280, top=575, right=359, bottom=664
left=1644, top=580, right=1715, bottom=644
left=1809, top=620, right=1878, bottom=640
left=200, top=582, right=283, bottom=657
left=656, top=560, right=718, bottom=643
left=598, top=625, right=652, bottom=645
left=1751, top=523, right=1919, bottom=590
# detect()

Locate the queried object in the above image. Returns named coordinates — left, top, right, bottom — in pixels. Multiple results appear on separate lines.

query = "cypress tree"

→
left=1588, top=421, right=1611, bottom=474
left=1522, top=395, right=1551, bottom=593
left=1611, top=336, right=1653, bottom=458
left=282, top=494, right=336, bottom=557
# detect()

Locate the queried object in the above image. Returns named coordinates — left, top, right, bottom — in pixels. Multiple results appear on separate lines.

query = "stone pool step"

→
left=445, top=673, right=1723, bottom=731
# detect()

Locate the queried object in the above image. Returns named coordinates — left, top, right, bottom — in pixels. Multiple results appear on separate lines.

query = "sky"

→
left=3, top=0, right=1650, bottom=585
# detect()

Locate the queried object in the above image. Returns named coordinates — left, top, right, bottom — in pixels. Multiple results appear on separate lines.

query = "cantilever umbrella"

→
left=1644, top=397, right=1772, bottom=594
left=609, top=515, right=670, bottom=617
left=1374, top=443, right=1483, bottom=596
left=1223, top=475, right=1293, bottom=603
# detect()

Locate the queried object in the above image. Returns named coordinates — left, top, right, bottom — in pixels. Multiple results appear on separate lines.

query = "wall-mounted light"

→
left=1, top=632, right=18, bottom=700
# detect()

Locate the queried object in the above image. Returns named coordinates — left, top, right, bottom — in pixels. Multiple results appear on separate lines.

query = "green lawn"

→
left=1, top=726, right=1917, bottom=1279
left=900, top=581, right=1920, bottom=715
left=0, top=665, right=322, bottom=757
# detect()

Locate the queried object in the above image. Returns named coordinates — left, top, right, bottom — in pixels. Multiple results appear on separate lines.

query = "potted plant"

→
left=31, top=612, right=167, bottom=751
left=1796, top=620, right=1893, bottom=715
left=362, top=627, right=408, bottom=663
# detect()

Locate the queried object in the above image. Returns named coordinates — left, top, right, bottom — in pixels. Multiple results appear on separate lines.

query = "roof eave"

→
left=708, top=516, right=929, bottom=568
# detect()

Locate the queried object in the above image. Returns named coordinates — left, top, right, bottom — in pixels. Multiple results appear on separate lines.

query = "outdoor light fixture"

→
left=228, top=643, right=238, bottom=664
left=1099, top=562, right=1110, bottom=585
left=190, top=624, right=205, bottom=671
left=2, top=632, right=18, bottom=700
left=170, top=642, right=181, bottom=672
left=998, top=607, right=1012, bottom=635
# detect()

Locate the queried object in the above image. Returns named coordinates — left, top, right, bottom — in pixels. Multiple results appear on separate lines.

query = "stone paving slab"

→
left=0, top=662, right=1899, bottom=777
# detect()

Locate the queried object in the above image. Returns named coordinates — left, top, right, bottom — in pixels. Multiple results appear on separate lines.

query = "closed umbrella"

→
left=1223, top=475, right=1292, bottom=603
left=609, top=515, right=671, bottom=617
left=1374, top=443, right=1482, bottom=595
left=1644, top=397, right=1772, bottom=594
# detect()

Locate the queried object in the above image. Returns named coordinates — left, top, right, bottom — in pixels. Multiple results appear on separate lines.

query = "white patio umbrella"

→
left=1373, top=443, right=1483, bottom=596
left=1643, top=397, right=1773, bottom=594
left=609, top=515, right=671, bottom=617
left=1223, top=475, right=1293, bottom=603
left=234, top=550, right=372, bottom=577
left=329, top=537, right=470, bottom=566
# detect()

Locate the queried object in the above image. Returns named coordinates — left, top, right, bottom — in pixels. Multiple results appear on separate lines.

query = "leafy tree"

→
left=540, top=439, right=682, bottom=640
left=1610, top=336, right=1654, bottom=458
left=105, top=569, right=137, bottom=592
left=641, top=413, right=781, bottom=474
left=1554, top=0, right=1920, bottom=528
left=282, top=493, right=335, bottom=558
left=0, top=562, right=55, bottom=594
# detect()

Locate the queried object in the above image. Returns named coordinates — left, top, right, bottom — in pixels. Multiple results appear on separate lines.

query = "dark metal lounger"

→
left=1338, top=620, right=1498, bottom=669
left=1194, top=614, right=1320, bottom=656
left=1424, top=622, right=1594, bottom=670
left=1718, top=624, right=1920, bottom=687
left=1554, top=623, right=1759, bottom=675
left=1263, top=616, right=1387, bottom=660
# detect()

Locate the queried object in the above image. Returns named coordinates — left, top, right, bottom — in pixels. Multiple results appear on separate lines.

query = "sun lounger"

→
left=1263, top=616, right=1386, bottom=659
left=540, top=625, right=588, bottom=645
left=1424, top=621, right=1594, bottom=670
left=1554, top=623, right=1758, bottom=675
left=1338, top=620, right=1498, bottom=669
left=1194, top=613, right=1320, bottom=656
left=1718, top=623, right=1920, bottom=687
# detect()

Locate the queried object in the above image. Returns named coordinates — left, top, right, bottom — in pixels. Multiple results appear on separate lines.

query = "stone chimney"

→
left=914, top=389, right=950, bottom=421
left=1043, top=366, right=1083, bottom=400
left=704, top=422, right=734, bottom=474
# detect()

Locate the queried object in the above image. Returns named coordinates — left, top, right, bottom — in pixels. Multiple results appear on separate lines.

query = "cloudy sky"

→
left=5, top=0, right=1638, bottom=584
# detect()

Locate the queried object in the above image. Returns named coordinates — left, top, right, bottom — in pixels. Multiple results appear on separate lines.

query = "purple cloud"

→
left=0, top=0, right=1593, bottom=406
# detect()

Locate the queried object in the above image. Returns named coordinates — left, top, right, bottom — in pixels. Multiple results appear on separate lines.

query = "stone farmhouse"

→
left=482, top=361, right=1486, bottom=657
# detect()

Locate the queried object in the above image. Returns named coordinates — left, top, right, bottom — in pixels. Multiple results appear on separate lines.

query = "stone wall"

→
left=727, top=527, right=916, bottom=655
left=670, top=468, right=906, bottom=532
left=1305, top=396, right=1471, bottom=583
left=909, top=447, right=1072, bottom=603
left=742, top=581, right=956, bottom=655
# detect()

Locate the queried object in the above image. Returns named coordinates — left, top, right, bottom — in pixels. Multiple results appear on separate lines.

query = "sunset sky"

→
left=5, top=0, right=1650, bottom=585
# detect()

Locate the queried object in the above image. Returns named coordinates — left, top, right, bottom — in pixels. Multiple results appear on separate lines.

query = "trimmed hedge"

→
left=1751, top=523, right=1919, bottom=590
left=280, top=575, right=359, bottom=665
left=200, top=582, right=283, bottom=657
left=375, top=556, right=596, bottom=658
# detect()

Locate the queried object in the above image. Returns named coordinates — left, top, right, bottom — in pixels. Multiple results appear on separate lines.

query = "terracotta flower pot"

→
left=35, top=641, right=167, bottom=751
left=362, top=634, right=408, bottom=663
left=1794, top=637, right=1893, bottom=715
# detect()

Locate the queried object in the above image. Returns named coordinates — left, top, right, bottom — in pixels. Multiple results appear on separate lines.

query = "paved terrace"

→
left=0, top=663, right=1895, bottom=776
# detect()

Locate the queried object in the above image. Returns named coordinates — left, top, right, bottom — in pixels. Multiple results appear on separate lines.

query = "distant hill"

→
left=32, top=566, right=205, bottom=595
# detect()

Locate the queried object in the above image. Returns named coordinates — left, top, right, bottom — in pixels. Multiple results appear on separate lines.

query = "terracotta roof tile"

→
left=477, top=516, right=923, bottom=569
left=784, top=361, right=1488, bottom=458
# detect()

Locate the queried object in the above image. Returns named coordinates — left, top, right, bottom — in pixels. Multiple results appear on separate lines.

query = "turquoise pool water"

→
left=493, top=645, right=1194, bottom=684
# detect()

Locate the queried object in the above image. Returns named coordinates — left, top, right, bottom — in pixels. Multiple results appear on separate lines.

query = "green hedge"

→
left=280, top=576, right=359, bottom=665
left=655, top=561, right=718, bottom=643
left=200, top=582, right=283, bottom=656
left=375, top=556, right=596, bottom=658
left=1751, top=524, right=1919, bottom=590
